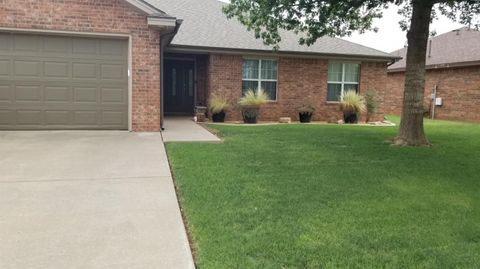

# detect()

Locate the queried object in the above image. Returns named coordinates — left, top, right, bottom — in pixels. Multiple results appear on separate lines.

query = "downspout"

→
left=431, top=84, right=437, bottom=120
left=159, top=20, right=182, bottom=130
left=387, top=58, right=399, bottom=67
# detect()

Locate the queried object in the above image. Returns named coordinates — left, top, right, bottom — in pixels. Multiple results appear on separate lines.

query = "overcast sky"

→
left=342, top=5, right=465, bottom=53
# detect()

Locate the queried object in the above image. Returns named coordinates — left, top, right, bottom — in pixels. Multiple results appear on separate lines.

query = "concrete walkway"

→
left=0, top=131, right=194, bottom=269
left=162, top=117, right=221, bottom=142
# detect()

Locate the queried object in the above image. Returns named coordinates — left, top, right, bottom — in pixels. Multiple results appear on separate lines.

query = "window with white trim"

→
left=242, top=59, right=278, bottom=101
left=327, top=63, right=360, bottom=102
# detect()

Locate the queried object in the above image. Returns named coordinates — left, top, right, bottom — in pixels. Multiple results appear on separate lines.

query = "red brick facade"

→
left=1, top=0, right=392, bottom=129
left=1, top=0, right=162, bottom=131
left=386, top=66, right=480, bottom=122
left=207, top=54, right=388, bottom=122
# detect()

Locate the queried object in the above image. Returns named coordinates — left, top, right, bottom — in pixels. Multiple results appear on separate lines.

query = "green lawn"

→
left=166, top=117, right=480, bottom=269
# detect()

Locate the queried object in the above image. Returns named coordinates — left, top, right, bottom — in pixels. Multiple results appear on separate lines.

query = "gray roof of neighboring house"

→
left=145, top=0, right=396, bottom=60
left=389, top=27, right=480, bottom=72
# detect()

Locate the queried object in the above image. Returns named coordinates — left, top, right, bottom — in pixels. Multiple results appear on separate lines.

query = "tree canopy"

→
left=223, top=0, right=480, bottom=49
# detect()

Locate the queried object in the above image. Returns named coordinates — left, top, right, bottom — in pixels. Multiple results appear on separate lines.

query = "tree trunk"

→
left=394, top=1, right=433, bottom=146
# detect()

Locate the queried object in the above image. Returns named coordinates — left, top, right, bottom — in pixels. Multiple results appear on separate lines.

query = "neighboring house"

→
left=386, top=27, right=480, bottom=122
left=0, top=0, right=396, bottom=131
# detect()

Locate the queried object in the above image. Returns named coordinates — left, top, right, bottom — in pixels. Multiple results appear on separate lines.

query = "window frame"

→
left=326, top=62, right=361, bottom=103
left=242, top=58, right=279, bottom=102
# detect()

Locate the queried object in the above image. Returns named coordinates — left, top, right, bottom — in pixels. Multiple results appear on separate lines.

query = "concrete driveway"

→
left=0, top=131, right=194, bottom=269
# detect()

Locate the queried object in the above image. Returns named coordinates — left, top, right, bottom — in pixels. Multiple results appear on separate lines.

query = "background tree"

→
left=224, top=0, right=480, bottom=146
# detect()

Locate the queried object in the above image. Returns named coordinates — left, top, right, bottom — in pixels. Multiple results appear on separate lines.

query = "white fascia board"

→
left=147, top=17, right=177, bottom=27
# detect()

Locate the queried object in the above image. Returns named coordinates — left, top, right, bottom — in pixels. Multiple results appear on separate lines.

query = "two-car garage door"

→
left=0, top=32, right=128, bottom=130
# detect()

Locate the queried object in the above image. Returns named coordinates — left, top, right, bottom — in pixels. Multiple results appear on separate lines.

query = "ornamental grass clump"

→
left=339, top=90, right=366, bottom=124
left=209, top=94, right=230, bottom=122
left=238, top=89, right=268, bottom=107
left=238, top=89, right=268, bottom=124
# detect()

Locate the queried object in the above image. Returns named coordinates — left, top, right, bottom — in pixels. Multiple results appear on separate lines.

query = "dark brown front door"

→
left=164, top=60, right=195, bottom=115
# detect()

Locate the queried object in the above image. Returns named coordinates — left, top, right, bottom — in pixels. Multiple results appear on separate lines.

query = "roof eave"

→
left=166, top=44, right=399, bottom=62
left=388, top=60, right=480, bottom=72
left=123, top=0, right=178, bottom=29
left=123, top=0, right=163, bottom=14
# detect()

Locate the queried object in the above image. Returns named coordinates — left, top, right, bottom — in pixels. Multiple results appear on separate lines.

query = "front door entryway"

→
left=164, top=60, right=195, bottom=115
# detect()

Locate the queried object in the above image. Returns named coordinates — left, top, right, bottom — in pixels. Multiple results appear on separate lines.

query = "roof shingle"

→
left=388, top=27, right=480, bottom=71
left=146, top=0, right=396, bottom=60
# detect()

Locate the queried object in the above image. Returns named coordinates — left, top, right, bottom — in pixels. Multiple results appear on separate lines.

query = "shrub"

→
left=209, top=94, right=230, bottom=114
left=364, top=90, right=378, bottom=122
left=238, top=89, right=268, bottom=108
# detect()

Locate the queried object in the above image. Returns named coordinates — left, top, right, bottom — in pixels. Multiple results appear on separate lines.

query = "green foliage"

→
left=223, top=0, right=480, bottom=48
left=167, top=117, right=480, bottom=268
left=340, top=90, right=366, bottom=113
left=209, top=94, right=230, bottom=114
left=238, top=89, right=268, bottom=108
left=365, top=90, right=378, bottom=116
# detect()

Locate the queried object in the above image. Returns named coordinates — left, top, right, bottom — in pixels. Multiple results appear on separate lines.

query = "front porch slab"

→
left=162, top=117, right=221, bottom=142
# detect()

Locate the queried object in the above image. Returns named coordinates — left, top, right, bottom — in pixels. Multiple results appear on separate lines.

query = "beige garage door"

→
left=0, top=33, right=128, bottom=130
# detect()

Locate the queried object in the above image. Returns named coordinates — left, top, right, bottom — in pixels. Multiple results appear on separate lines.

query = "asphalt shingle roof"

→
left=146, top=0, right=396, bottom=60
left=388, top=27, right=480, bottom=71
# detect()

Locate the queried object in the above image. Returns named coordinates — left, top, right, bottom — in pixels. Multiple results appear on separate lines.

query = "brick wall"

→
left=207, top=54, right=244, bottom=121
left=196, top=55, right=209, bottom=107
left=385, top=72, right=404, bottom=116
left=386, top=65, right=480, bottom=122
left=1, top=0, right=161, bottom=131
left=207, top=53, right=388, bottom=122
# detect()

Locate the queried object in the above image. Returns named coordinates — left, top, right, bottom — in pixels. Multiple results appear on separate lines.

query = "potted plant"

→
left=297, top=104, right=315, bottom=123
left=339, top=90, right=366, bottom=124
left=209, top=94, right=230, bottom=122
left=364, top=90, right=378, bottom=123
left=238, top=89, right=268, bottom=124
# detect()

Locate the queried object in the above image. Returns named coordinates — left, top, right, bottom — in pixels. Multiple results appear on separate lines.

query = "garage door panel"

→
left=100, top=40, right=126, bottom=56
left=13, top=35, right=40, bottom=52
left=44, top=61, right=70, bottom=78
left=103, top=111, right=125, bottom=125
left=0, top=110, right=14, bottom=125
left=72, top=38, right=98, bottom=56
left=74, top=87, right=98, bottom=103
left=101, top=88, right=126, bottom=104
left=44, top=86, right=71, bottom=103
left=0, top=59, right=10, bottom=75
left=72, top=62, right=97, bottom=79
left=14, top=60, right=41, bottom=77
left=0, top=35, right=10, bottom=51
left=45, top=110, right=70, bottom=125
left=0, top=33, right=128, bottom=130
left=43, top=37, right=69, bottom=54
left=0, top=85, right=12, bottom=103
left=101, top=64, right=125, bottom=80
left=16, top=110, right=43, bottom=125
left=74, top=111, right=99, bottom=125
left=15, top=85, right=42, bottom=102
